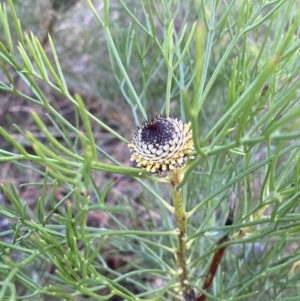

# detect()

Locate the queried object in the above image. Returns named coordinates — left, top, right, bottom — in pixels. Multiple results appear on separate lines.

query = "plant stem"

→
left=169, top=170, right=193, bottom=299
left=197, top=236, right=229, bottom=301
left=197, top=202, right=235, bottom=301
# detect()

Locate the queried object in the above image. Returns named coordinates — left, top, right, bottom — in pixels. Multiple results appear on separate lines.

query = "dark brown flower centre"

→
left=141, top=119, right=175, bottom=146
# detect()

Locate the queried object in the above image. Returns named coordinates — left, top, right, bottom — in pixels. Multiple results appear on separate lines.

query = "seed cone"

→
left=128, top=116, right=194, bottom=175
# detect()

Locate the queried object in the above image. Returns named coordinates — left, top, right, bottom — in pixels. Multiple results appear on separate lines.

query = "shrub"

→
left=1, top=0, right=300, bottom=300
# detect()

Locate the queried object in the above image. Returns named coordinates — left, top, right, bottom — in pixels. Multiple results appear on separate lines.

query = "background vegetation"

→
left=1, top=0, right=300, bottom=300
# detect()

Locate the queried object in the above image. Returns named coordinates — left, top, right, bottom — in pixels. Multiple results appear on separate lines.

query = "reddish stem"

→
left=196, top=236, right=229, bottom=301
left=196, top=203, right=235, bottom=301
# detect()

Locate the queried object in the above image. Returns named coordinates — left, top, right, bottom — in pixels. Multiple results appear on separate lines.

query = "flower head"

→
left=128, top=116, right=194, bottom=175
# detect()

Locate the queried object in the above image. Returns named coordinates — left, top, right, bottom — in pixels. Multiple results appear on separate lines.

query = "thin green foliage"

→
left=0, top=0, right=300, bottom=300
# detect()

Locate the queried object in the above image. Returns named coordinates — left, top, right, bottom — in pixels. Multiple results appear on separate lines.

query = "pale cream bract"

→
left=128, top=116, right=194, bottom=175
